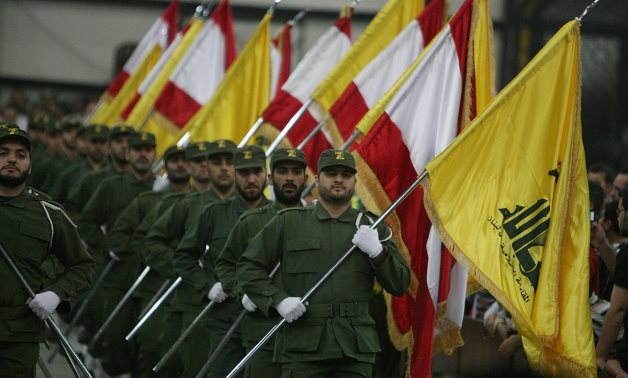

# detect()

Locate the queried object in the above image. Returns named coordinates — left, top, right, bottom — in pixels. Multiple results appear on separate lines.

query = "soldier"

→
left=215, top=147, right=308, bottom=378
left=39, top=120, right=82, bottom=193
left=64, top=125, right=132, bottom=219
left=78, top=131, right=156, bottom=375
left=142, top=139, right=236, bottom=376
left=27, top=118, right=63, bottom=191
left=237, top=149, right=410, bottom=378
left=174, top=145, right=271, bottom=378
left=48, top=124, right=92, bottom=203
left=0, top=123, right=94, bottom=376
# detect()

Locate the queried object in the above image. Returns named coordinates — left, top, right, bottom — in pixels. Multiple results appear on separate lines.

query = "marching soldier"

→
left=215, top=147, right=308, bottom=377
left=27, top=118, right=63, bottom=191
left=142, top=139, right=236, bottom=376
left=78, top=131, right=157, bottom=375
left=39, top=120, right=81, bottom=193
left=237, top=149, right=410, bottom=378
left=174, top=145, right=271, bottom=378
left=0, top=123, right=94, bottom=376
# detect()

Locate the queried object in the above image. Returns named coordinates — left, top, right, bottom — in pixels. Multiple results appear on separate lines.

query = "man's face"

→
left=271, top=161, right=306, bottom=206
left=0, top=141, right=31, bottom=187
left=588, top=172, right=611, bottom=194
left=208, top=153, right=235, bottom=192
left=62, top=128, right=77, bottom=149
left=619, top=198, right=627, bottom=236
left=188, top=156, right=211, bottom=184
left=110, top=135, right=129, bottom=164
left=612, top=174, right=628, bottom=200
left=317, top=166, right=356, bottom=205
left=165, top=154, right=190, bottom=184
left=236, top=167, right=266, bottom=202
left=128, top=146, right=156, bottom=174
left=88, top=139, right=110, bottom=163
left=47, top=133, right=63, bottom=154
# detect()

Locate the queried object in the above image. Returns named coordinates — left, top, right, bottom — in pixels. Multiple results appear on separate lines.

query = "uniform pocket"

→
left=285, top=238, right=320, bottom=274
left=283, top=318, right=324, bottom=352
left=351, top=317, right=381, bottom=353
left=13, top=222, right=51, bottom=263
left=6, top=315, right=43, bottom=334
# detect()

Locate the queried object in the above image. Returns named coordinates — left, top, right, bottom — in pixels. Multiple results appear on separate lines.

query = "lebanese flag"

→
left=270, top=22, right=293, bottom=99
left=260, top=7, right=352, bottom=172
left=150, top=0, right=236, bottom=130
left=325, top=0, right=444, bottom=147
left=350, top=1, right=494, bottom=376
left=106, top=0, right=179, bottom=99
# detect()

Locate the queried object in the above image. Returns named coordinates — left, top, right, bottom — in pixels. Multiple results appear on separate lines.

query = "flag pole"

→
left=89, top=266, right=151, bottom=349
left=238, top=117, right=265, bottom=147
left=227, top=170, right=428, bottom=378
left=575, top=0, right=603, bottom=21
left=296, top=120, right=325, bottom=149
left=137, top=278, right=172, bottom=319
left=266, top=97, right=314, bottom=156
left=194, top=262, right=282, bottom=378
left=301, top=128, right=361, bottom=198
left=0, top=241, right=94, bottom=378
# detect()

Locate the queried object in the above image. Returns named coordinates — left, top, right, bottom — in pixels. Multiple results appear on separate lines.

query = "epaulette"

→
left=277, top=207, right=307, bottom=215
left=162, top=191, right=188, bottom=200
left=25, top=186, right=53, bottom=201
left=239, top=205, right=271, bottom=220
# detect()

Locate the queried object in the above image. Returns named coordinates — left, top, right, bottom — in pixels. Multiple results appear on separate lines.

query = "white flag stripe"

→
left=270, top=43, right=281, bottom=100
left=123, top=17, right=171, bottom=74
left=136, top=33, right=184, bottom=96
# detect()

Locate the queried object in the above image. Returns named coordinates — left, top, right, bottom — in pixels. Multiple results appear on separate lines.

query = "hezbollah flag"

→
left=180, top=12, right=272, bottom=143
left=424, top=20, right=595, bottom=376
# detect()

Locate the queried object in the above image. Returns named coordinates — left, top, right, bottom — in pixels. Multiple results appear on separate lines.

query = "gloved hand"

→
left=208, top=282, right=227, bottom=303
left=275, top=297, right=306, bottom=323
left=352, top=225, right=383, bottom=258
left=28, top=291, right=61, bottom=319
left=241, top=294, right=257, bottom=312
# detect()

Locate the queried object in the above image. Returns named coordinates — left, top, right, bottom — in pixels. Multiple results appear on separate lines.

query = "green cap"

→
left=128, top=132, right=156, bottom=148
left=62, top=121, right=82, bottom=131
left=76, top=125, right=88, bottom=137
left=234, top=145, right=266, bottom=170
left=185, top=141, right=210, bottom=160
left=270, top=148, right=306, bottom=170
left=28, top=115, right=47, bottom=131
left=110, top=125, right=135, bottom=139
left=206, top=139, right=237, bottom=158
left=86, top=125, right=110, bottom=141
left=47, top=119, right=64, bottom=135
left=164, top=145, right=186, bottom=161
left=317, top=149, right=356, bottom=174
left=0, top=122, right=31, bottom=151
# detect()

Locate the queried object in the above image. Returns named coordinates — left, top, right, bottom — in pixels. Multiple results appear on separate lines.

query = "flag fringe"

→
left=433, top=303, right=464, bottom=355
left=384, top=292, right=413, bottom=351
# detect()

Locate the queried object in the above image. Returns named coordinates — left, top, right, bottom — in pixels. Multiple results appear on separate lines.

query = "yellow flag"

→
left=125, top=18, right=204, bottom=153
left=180, top=13, right=272, bottom=144
left=311, top=0, right=423, bottom=111
left=424, top=21, right=595, bottom=376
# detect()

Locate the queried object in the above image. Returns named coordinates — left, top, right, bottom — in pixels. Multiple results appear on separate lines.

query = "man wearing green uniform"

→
left=79, top=131, right=157, bottom=375
left=105, top=145, right=190, bottom=377
left=216, top=147, right=308, bottom=378
left=237, top=149, right=410, bottom=378
left=39, top=121, right=82, bottom=194
left=27, top=119, right=63, bottom=191
left=64, top=125, right=132, bottom=220
left=0, top=123, right=94, bottom=377
left=174, top=145, right=270, bottom=378
left=142, top=139, right=236, bottom=376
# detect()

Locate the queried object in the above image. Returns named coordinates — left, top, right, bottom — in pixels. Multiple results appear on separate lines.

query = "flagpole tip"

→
left=269, top=0, right=281, bottom=15
left=575, top=0, right=602, bottom=22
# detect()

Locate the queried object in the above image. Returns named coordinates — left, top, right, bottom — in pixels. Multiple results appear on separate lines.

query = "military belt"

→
left=304, top=302, right=369, bottom=318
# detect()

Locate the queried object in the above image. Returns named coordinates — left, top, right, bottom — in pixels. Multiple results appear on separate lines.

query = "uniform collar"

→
left=313, top=201, right=355, bottom=223
left=0, top=188, right=34, bottom=208
left=234, top=193, right=271, bottom=212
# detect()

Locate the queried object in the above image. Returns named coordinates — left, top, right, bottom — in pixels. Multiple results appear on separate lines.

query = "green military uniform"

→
left=28, top=119, right=64, bottom=192
left=0, top=126, right=94, bottom=377
left=39, top=121, right=82, bottom=194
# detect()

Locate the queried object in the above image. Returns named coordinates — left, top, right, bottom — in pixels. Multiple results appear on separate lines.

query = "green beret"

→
left=185, top=141, right=210, bottom=160
left=317, top=149, right=356, bottom=174
left=0, top=122, right=31, bottom=151
left=86, top=125, right=110, bottom=141
left=164, top=145, right=186, bottom=161
left=110, top=125, right=135, bottom=139
left=270, top=148, right=306, bottom=170
left=128, top=132, right=156, bottom=148
left=206, top=139, right=237, bottom=157
left=234, top=145, right=266, bottom=170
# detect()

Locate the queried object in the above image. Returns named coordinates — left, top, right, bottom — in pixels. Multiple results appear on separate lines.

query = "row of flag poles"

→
left=86, top=0, right=596, bottom=376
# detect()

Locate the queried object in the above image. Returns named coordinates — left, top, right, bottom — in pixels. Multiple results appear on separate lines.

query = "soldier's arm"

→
left=371, top=224, right=410, bottom=296
left=108, top=196, right=143, bottom=261
left=237, top=216, right=287, bottom=316
left=142, top=206, right=180, bottom=277
left=77, top=182, right=108, bottom=255
left=45, top=204, right=95, bottom=313
left=173, top=206, right=213, bottom=293
left=216, top=217, right=249, bottom=297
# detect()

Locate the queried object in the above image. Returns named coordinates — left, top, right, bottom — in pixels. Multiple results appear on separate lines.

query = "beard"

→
left=318, top=184, right=354, bottom=205
left=131, top=159, right=151, bottom=174
left=112, top=152, right=128, bottom=165
left=167, top=167, right=190, bottom=184
left=273, top=182, right=304, bottom=206
left=0, top=169, right=29, bottom=188
left=236, top=179, right=265, bottom=202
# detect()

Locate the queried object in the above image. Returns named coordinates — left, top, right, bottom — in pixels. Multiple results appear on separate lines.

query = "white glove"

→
left=352, top=225, right=383, bottom=258
left=275, top=297, right=306, bottom=323
left=208, top=282, right=227, bottom=303
left=241, top=294, right=257, bottom=312
left=28, top=291, right=61, bottom=319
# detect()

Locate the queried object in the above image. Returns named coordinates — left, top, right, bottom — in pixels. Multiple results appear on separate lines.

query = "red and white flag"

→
left=270, top=22, right=293, bottom=99
left=350, top=1, right=494, bottom=376
left=106, top=0, right=179, bottom=99
left=261, top=7, right=352, bottom=172
left=325, top=0, right=444, bottom=146
left=150, top=0, right=236, bottom=130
